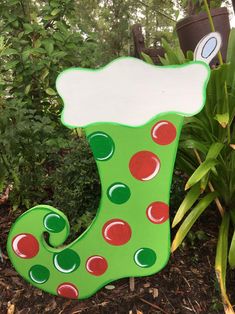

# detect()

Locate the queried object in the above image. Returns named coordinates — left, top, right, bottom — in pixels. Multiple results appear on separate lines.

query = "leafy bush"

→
left=49, top=137, right=100, bottom=238
left=0, top=104, right=66, bottom=208
left=147, top=28, right=235, bottom=313
left=0, top=0, right=102, bottom=238
left=0, top=1, right=95, bottom=201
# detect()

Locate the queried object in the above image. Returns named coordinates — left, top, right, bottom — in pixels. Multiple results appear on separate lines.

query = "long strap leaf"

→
left=229, top=229, right=235, bottom=269
left=215, top=212, right=234, bottom=314
left=171, top=192, right=218, bottom=252
left=185, top=159, right=218, bottom=190
left=172, top=183, right=201, bottom=228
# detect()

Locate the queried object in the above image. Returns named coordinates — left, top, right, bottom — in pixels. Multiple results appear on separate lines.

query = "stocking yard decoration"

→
left=7, top=33, right=221, bottom=300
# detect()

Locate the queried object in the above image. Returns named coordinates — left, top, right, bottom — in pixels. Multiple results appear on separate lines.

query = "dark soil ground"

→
left=1, top=204, right=234, bottom=314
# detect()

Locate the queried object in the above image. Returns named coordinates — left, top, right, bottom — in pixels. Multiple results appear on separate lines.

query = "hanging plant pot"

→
left=176, top=8, right=230, bottom=65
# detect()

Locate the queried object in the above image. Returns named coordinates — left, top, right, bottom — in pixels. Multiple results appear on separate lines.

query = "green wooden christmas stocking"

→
left=7, top=33, right=221, bottom=299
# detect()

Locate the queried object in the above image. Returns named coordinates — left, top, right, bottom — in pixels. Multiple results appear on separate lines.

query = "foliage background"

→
left=0, top=0, right=184, bottom=237
left=1, top=0, right=233, bottom=237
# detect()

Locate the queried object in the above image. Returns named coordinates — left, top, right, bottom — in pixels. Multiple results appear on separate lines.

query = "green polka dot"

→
left=29, top=265, right=50, bottom=284
left=107, top=183, right=131, bottom=204
left=88, top=132, right=114, bottom=161
left=134, top=248, right=156, bottom=268
left=44, top=213, right=66, bottom=233
left=54, top=249, right=80, bottom=273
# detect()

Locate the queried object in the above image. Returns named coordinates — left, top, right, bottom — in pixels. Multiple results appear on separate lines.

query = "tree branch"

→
left=136, top=0, right=176, bottom=22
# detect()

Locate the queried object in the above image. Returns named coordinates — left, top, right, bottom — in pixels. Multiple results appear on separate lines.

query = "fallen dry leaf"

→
left=105, top=284, right=115, bottom=290
left=143, top=282, right=151, bottom=288
left=7, top=302, right=15, bottom=314
left=153, top=288, right=159, bottom=299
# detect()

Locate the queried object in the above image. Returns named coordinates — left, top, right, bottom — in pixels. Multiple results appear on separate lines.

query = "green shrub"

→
left=0, top=102, right=69, bottom=209
left=49, top=137, right=100, bottom=237
left=0, top=0, right=100, bottom=213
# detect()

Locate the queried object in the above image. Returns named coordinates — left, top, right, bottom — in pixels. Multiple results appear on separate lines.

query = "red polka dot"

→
left=86, top=255, right=108, bottom=276
left=151, top=120, right=176, bottom=145
left=102, top=219, right=132, bottom=246
left=129, top=151, right=160, bottom=181
left=57, top=283, right=79, bottom=299
left=12, top=233, right=39, bottom=259
left=146, top=202, right=169, bottom=224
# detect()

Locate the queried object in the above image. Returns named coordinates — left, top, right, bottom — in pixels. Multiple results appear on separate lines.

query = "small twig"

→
left=129, top=277, right=135, bottom=292
left=71, top=301, right=110, bottom=314
left=187, top=298, right=197, bottom=313
left=182, top=276, right=191, bottom=290
left=139, top=298, right=169, bottom=314
left=0, top=185, right=12, bottom=205
left=182, top=305, right=194, bottom=312
left=162, top=291, right=175, bottom=311
left=136, top=0, right=176, bottom=22
left=0, top=248, right=3, bottom=263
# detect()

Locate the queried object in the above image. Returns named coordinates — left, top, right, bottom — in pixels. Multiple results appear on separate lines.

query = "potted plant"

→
left=176, top=0, right=230, bottom=65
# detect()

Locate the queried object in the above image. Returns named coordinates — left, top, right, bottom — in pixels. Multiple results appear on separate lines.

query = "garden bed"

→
left=1, top=204, right=232, bottom=314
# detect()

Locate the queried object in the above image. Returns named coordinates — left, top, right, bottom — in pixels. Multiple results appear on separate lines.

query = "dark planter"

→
left=232, top=0, right=235, bottom=13
left=176, top=7, right=230, bottom=65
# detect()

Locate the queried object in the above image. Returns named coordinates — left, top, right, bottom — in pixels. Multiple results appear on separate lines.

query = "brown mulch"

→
left=0, top=204, right=232, bottom=314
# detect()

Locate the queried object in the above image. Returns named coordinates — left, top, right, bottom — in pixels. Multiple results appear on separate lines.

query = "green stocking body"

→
left=7, top=114, right=183, bottom=299
left=7, top=54, right=212, bottom=299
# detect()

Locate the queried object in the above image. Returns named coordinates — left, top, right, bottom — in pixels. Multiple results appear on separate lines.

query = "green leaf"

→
left=161, top=38, right=180, bottom=64
left=227, top=29, right=235, bottom=63
left=214, top=113, right=229, bottom=128
left=180, top=139, right=208, bottom=155
left=34, top=39, right=41, bottom=48
left=24, top=84, right=31, bottom=95
left=159, top=55, right=169, bottom=66
left=206, top=142, right=224, bottom=160
left=12, top=203, right=19, bottom=211
left=1, top=48, right=18, bottom=56
left=23, top=23, right=33, bottom=34
left=171, top=192, right=218, bottom=252
left=229, top=228, right=235, bottom=269
left=176, top=155, right=196, bottom=175
left=141, top=52, right=154, bottom=65
left=31, top=47, right=46, bottom=55
left=185, top=158, right=218, bottom=190
left=51, top=51, right=67, bottom=58
left=51, top=8, right=61, bottom=16
left=172, top=183, right=201, bottom=228
left=22, top=49, right=31, bottom=61
left=186, top=50, right=194, bottom=61
left=4, top=60, right=19, bottom=70
left=226, top=29, right=235, bottom=88
left=45, top=87, right=57, bottom=96
left=44, top=40, right=54, bottom=55
left=40, top=68, right=49, bottom=80
left=53, top=32, right=64, bottom=42
left=216, top=212, right=230, bottom=285
left=206, top=142, right=224, bottom=176
left=200, top=173, right=209, bottom=192
left=215, top=212, right=233, bottom=313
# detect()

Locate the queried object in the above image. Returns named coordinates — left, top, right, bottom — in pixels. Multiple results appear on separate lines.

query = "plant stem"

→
left=203, top=0, right=231, bottom=144
left=203, top=0, right=223, bottom=65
